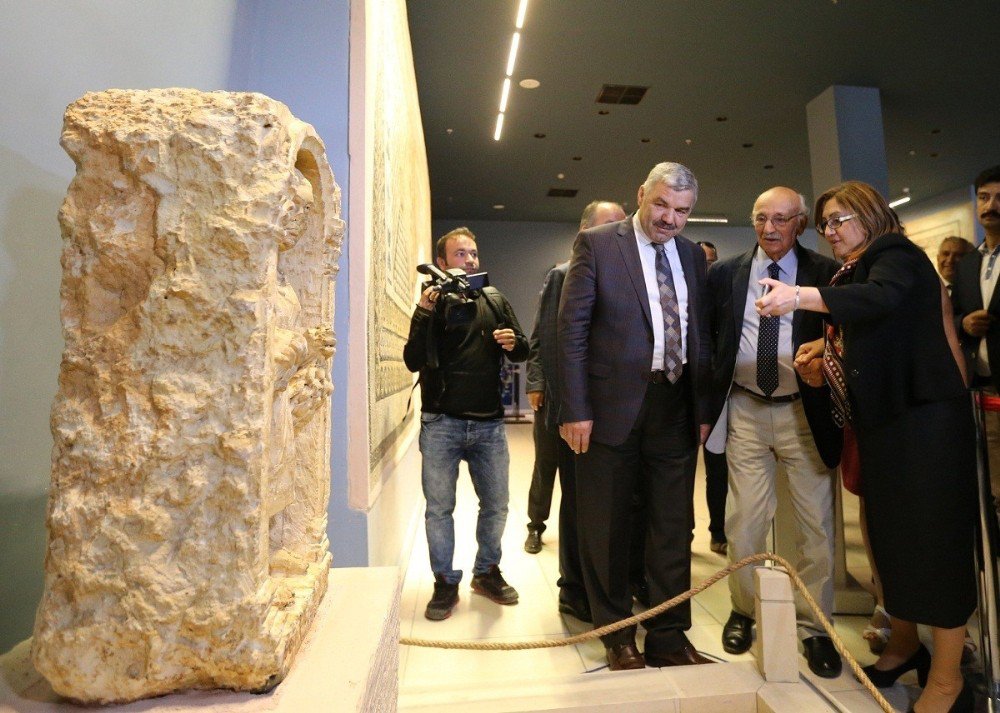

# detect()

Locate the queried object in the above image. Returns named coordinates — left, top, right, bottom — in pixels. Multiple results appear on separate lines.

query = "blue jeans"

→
left=419, top=413, right=510, bottom=584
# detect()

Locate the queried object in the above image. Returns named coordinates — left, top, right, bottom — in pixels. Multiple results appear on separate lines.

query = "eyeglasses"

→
left=752, top=213, right=804, bottom=228
left=816, top=214, right=855, bottom=234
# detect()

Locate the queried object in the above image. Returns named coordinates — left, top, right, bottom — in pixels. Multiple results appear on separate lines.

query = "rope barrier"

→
left=399, top=553, right=893, bottom=712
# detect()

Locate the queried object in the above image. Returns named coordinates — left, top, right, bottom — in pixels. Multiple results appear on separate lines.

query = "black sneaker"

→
left=424, top=575, right=460, bottom=620
left=524, top=527, right=543, bottom=554
left=471, top=565, right=518, bottom=605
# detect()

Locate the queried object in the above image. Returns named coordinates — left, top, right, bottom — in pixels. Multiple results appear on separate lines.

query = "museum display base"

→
left=399, top=661, right=845, bottom=711
left=0, top=567, right=399, bottom=712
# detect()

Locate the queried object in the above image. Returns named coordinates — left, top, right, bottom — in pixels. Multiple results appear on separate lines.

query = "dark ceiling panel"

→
left=408, top=0, right=1000, bottom=225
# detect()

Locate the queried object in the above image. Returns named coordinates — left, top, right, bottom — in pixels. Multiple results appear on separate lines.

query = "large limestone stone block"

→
left=31, top=88, right=344, bottom=704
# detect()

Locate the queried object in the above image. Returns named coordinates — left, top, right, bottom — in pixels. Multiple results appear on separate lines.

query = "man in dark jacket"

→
left=403, top=227, right=529, bottom=621
left=523, top=200, right=625, bottom=623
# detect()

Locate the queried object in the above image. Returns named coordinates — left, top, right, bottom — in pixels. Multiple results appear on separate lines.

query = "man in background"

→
left=937, top=235, right=974, bottom=296
left=524, top=201, right=625, bottom=624
left=697, top=240, right=728, bottom=554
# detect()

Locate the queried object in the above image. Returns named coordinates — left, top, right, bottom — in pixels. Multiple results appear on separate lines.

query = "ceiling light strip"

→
left=515, top=0, right=528, bottom=29
left=888, top=196, right=911, bottom=208
left=506, top=32, right=521, bottom=77
left=688, top=217, right=729, bottom=224
left=493, top=2, right=528, bottom=142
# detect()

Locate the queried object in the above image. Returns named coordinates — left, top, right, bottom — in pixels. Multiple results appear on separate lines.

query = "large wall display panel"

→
left=31, top=89, right=344, bottom=704
left=348, top=0, right=430, bottom=509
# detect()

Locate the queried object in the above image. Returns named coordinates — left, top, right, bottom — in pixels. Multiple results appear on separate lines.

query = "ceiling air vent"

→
left=596, top=84, right=649, bottom=105
left=547, top=188, right=578, bottom=198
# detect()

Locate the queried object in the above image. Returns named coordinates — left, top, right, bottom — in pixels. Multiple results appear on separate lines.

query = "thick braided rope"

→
left=400, top=553, right=892, bottom=713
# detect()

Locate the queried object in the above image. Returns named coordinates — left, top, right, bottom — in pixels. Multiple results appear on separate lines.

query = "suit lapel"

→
left=731, top=247, right=754, bottom=347
left=615, top=222, right=654, bottom=331
left=792, top=242, right=810, bottom=346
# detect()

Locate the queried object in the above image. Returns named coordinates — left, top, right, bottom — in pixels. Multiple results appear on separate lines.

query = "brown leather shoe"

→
left=606, top=642, right=645, bottom=670
left=645, top=643, right=715, bottom=667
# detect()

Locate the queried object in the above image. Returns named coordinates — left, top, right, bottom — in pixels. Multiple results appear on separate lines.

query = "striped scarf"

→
left=821, top=259, right=859, bottom=427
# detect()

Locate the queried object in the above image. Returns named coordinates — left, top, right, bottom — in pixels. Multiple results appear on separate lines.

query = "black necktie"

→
left=757, top=262, right=780, bottom=396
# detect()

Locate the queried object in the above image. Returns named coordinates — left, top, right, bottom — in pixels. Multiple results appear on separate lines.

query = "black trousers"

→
left=528, top=414, right=586, bottom=597
left=703, top=447, right=728, bottom=541
left=576, top=378, right=697, bottom=651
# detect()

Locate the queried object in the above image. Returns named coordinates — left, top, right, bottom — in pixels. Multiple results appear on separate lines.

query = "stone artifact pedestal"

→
left=30, top=88, right=344, bottom=704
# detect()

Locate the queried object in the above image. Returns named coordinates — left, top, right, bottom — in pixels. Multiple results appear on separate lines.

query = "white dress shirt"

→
left=633, top=215, right=688, bottom=371
left=733, top=246, right=798, bottom=397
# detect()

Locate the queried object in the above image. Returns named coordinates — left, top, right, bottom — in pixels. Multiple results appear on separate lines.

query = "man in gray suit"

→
left=559, top=162, right=712, bottom=671
left=524, top=200, right=625, bottom=623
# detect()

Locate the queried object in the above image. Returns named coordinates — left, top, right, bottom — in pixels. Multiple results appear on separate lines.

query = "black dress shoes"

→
left=523, top=527, right=542, bottom=554
left=803, top=636, right=842, bottom=678
left=557, top=591, right=592, bottom=623
left=606, top=641, right=645, bottom=670
left=722, top=610, right=754, bottom=654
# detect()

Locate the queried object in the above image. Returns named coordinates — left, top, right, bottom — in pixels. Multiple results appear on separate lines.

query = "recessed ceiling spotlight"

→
left=763, top=164, right=774, bottom=169
left=902, top=187, right=911, bottom=194
left=716, top=116, right=728, bottom=122
left=557, top=173, right=565, bottom=180
left=534, top=133, right=546, bottom=139
left=931, top=128, right=941, bottom=134
left=572, top=156, right=583, bottom=161
left=446, top=128, right=453, bottom=134
left=493, top=204, right=505, bottom=210
left=742, top=142, right=754, bottom=148
left=908, top=149, right=916, bottom=156
left=685, top=139, right=693, bottom=145
left=519, top=78, right=540, bottom=89
left=598, top=109, right=610, bottom=115
left=640, top=138, right=651, bottom=143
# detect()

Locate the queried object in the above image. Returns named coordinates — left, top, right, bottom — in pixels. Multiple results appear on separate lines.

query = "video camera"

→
left=416, top=263, right=490, bottom=298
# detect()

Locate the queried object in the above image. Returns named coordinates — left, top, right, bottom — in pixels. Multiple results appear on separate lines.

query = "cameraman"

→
left=403, top=227, right=529, bottom=621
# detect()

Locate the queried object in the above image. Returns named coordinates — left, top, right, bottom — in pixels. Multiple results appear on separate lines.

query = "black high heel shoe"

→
left=861, top=643, right=931, bottom=688
left=906, top=679, right=974, bottom=713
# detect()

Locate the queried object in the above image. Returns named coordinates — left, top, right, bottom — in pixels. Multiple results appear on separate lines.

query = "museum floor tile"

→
left=397, top=420, right=938, bottom=712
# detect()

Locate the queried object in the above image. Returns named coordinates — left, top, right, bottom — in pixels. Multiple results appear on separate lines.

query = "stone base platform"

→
left=1, top=567, right=400, bottom=713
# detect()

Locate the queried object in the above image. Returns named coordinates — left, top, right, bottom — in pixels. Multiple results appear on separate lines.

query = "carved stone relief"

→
left=31, top=88, right=344, bottom=704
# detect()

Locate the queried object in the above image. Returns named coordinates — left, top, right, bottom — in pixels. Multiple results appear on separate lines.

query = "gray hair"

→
left=642, top=162, right=699, bottom=203
left=940, top=235, right=974, bottom=252
left=579, top=200, right=625, bottom=230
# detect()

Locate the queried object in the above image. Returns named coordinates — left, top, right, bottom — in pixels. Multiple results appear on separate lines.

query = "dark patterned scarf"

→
left=821, top=259, right=859, bottom=427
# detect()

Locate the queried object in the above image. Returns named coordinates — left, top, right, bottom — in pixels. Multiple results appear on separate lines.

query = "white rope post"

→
left=754, top=566, right=799, bottom=682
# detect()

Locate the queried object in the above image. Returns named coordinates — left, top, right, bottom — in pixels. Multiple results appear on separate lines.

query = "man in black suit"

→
left=705, top=186, right=842, bottom=677
left=523, top=200, right=625, bottom=624
left=559, top=162, right=712, bottom=671
left=953, top=165, right=1000, bottom=508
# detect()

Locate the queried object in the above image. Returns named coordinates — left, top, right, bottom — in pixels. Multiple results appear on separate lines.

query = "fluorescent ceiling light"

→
left=688, top=216, right=729, bottom=224
left=888, top=196, right=911, bottom=208
left=506, top=32, right=520, bottom=76
left=516, top=0, right=529, bottom=28
left=494, top=113, right=504, bottom=141
left=499, top=78, right=511, bottom=113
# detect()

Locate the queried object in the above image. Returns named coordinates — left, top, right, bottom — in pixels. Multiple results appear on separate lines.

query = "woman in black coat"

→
left=757, top=181, right=976, bottom=713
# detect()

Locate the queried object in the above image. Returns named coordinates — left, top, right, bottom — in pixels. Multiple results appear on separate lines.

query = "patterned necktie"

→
left=654, top=243, right=683, bottom=383
left=757, top=262, right=780, bottom=396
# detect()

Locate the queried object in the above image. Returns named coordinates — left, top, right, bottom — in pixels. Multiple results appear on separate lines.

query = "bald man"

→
left=706, top=187, right=843, bottom=677
left=524, top=200, right=626, bottom=623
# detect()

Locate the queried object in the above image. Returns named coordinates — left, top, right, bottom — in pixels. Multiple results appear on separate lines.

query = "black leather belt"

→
left=732, top=382, right=800, bottom=404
